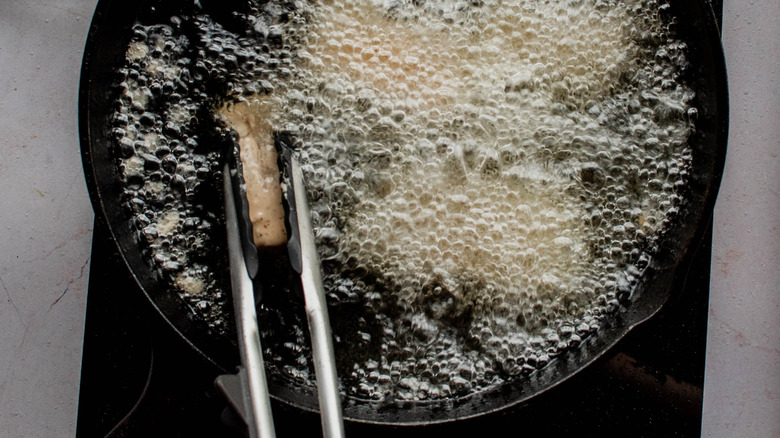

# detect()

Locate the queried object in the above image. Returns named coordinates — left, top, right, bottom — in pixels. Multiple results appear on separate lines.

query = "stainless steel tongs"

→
left=219, top=140, right=345, bottom=438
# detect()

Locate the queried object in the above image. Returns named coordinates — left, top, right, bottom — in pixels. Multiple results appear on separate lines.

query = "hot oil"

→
left=111, top=0, right=694, bottom=403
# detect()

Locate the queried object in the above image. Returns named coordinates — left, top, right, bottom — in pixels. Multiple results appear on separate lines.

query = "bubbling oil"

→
left=112, top=0, right=694, bottom=402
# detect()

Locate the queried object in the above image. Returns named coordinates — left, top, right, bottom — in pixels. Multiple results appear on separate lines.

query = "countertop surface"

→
left=0, top=1, right=777, bottom=436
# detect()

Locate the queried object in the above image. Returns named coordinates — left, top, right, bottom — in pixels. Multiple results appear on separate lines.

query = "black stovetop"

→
left=76, top=213, right=712, bottom=438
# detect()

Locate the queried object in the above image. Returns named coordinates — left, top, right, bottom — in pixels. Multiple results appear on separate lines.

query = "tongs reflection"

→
left=219, top=141, right=345, bottom=438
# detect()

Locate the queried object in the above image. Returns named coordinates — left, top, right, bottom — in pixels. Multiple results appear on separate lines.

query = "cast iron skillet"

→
left=79, top=0, right=728, bottom=425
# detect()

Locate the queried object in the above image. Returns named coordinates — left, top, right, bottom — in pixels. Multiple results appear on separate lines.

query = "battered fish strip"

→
left=219, top=97, right=288, bottom=248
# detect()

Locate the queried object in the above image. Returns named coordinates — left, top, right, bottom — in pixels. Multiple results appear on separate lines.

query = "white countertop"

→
left=702, top=1, right=780, bottom=435
left=0, top=1, right=777, bottom=436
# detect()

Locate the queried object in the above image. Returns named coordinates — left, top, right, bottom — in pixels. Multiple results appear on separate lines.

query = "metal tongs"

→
left=218, top=141, right=345, bottom=438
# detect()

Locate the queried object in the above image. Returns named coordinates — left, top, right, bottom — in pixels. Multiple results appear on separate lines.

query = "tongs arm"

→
left=222, top=162, right=276, bottom=438
left=280, top=148, right=346, bottom=438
